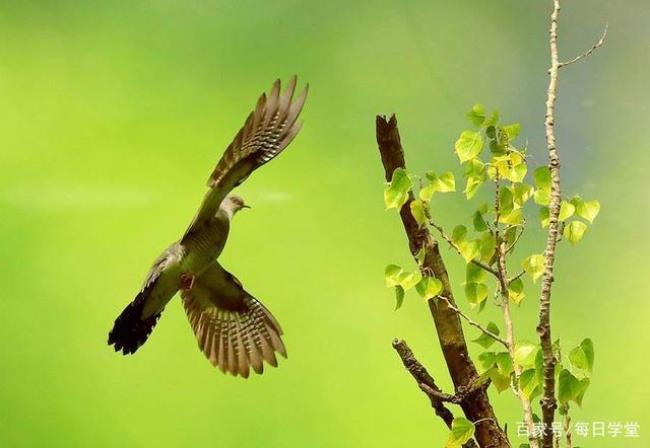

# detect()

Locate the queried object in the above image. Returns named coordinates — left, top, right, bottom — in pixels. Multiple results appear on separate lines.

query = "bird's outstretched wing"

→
left=181, top=262, right=286, bottom=378
left=182, top=77, right=308, bottom=242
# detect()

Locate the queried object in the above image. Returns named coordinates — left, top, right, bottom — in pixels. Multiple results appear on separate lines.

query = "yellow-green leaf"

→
left=458, top=240, right=480, bottom=263
left=384, top=168, right=412, bottom=209
left=564, top=221, right=588, bottom=245
left=446, top=417, right=475, bottom=448
left=410, top=200, right=427, bottom=227
left=558, top=200, right=576, bottom=221
left=455, top=130, right=484, bottom=163
left=394, top=286, right=405, bottom=310
left=572, top=197, right=601, bottom=223
left=465, top=282, right=488, bottom=306
left=415, top=277, right=443, bottom=301
left=400, top=270, right=422, bottom=290
left=466, top=104, right=486, bottom=127
left=508, top=277, right=525, bottom=304
left=514, top=343, right=538, bottom=368
left=522, top=254, right=545, bottom=282
left=384, top=264, right=403, bottom=288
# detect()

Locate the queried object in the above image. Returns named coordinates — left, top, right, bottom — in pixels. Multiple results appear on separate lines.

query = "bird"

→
left=108, top=77, right=308, bottom=378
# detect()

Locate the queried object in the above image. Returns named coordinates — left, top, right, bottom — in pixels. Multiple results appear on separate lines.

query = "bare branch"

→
left=538, top=1, right=563, bottom=446
left=438, top=296, right=509, bottom=348
left=392, top=339, right=457, bottom=425
left=559, top=23, right=608, bottom=68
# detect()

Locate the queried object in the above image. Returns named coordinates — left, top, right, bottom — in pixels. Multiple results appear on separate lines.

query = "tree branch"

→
left=392, top=340, right=457, bottom=422
left=558, top=23, right=608, bottom=68
left=377, top=115, right=510, bottom=448
left=392, top=340, right=479, bottom=448
left=538, top=1, right=563, bottom=446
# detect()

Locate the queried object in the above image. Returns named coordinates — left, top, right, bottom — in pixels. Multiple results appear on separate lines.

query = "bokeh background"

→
left=1, top=0, right=648, bottom=447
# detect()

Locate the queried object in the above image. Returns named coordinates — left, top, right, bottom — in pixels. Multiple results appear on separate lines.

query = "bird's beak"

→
left=242, top=204, right=251, bottom=210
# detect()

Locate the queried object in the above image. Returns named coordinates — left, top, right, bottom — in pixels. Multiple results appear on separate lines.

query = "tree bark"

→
left=376, top=114, right=510, bottom=448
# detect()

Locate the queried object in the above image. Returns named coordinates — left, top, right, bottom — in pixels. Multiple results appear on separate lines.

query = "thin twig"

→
left=428, top=219, right=500, bottom=277
left=558, top=23, right=608, bottom=68
left=508, top=270, right=525, bottom=285
left=438, top=296, right=509, bottom=348
left=494, top=180, right=539, bottom=448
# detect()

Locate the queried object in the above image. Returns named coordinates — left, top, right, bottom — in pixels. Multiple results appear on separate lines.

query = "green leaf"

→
left=534, top=189, right=550, bottom=206
left=384, top=264, right=403, bottom=287
left=522, top=254, right=545, bottom=282
left=466, top=262, right=488, bottom=283
left=472, top=322, right=500, bottom=349
left=464, top=159, right=486, bottom=199
left=519, top=369, right=539, bottom=399
left=499, top=208, right=523, bottom=225
left=498, top=186, right=514, bottom=214
left=458, top=240, right=480, bottom=263
left=400, top=270, right=422, bottom=290
left=478, top=352, right=496, bottom=373
left=564, top=221, right=588, bottom=245
left=419, top=183, right=436, bottom=202
left=513, top=183, right=534, bottom=207
left=466, top=104, right=486, bottom=127
left=415, top=277, right=443, bottom=301
left=533, top=166, right=551, bottom=206
left=514, top=343, right=538, bottom=368
left=410, top=200, right=428, bottom=227
left=495, top=352, right=513, bottom=375
left=504, top=226, right=518, bottom=246
left=473, top=210, right=488, bottom=232
left=465, top=176, right=484, bottom=199
left=394, top=286, right=405, bottom=310
left=452, top=225, right=468, bottom=244
left=384, top=168, right=412, bottom=209
left=502, top=123, right=521, bottom=140
left=534, top=166, right=551, bottom=191
left=488, top=367, right=511, bottom=392
left=508, top=277, right=525, bottom=304
left=465, top=282, right=488, bottom=306
left=539, top=206, right=550, bottom=228
left=558, top=200, right=576, bottom=221
left=446, top=417, right=475, bottom=448
left=455, top=130, right=484, bottom=163
left=558, top=369, right=590, bottom=406
left=436, top=172, right=456, bottom=192
left=484, top=110, right=500, bottom=128
left=477, top=232, right=496, bottom=262
left=572, top=197, right=601, bottom=223
left=569, top=338, right=594, bottom=374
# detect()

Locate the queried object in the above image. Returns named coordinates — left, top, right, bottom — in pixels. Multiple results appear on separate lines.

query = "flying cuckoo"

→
left=108, top=77, right=308, bottom=378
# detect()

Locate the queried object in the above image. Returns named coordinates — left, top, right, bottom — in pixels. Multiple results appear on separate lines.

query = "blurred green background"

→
left=1, top=0, right=648, bottom=446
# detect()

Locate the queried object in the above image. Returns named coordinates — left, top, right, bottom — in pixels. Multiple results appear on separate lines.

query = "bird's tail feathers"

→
left=108, top=284, right=162, bottom=355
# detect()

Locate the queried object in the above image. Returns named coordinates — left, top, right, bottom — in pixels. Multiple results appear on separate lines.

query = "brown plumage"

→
left=108, top=77, right=307, bottom=377
left=182, top=263, right=286, bottom=378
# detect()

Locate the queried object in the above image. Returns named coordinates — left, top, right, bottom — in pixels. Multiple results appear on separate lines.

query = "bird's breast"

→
left=182, top=215, right=229, bottom=273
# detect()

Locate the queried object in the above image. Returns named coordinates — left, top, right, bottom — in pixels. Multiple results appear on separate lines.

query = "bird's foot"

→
left=180, top=272, right=196, bottom=291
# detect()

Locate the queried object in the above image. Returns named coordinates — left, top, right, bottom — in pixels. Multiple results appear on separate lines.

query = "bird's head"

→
left=223, top=195, right=250, bottom=218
